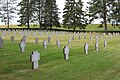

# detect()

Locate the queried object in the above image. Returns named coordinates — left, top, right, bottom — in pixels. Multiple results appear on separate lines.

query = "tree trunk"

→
left=73, top=26, right=76, bottom=31
left=27, top=0, right=30, bottom=29
left=103, top=0, right=107, bottom=34
left=7, top=0, right=9, bottom=28
left=38, top=0, right=41, bottom=30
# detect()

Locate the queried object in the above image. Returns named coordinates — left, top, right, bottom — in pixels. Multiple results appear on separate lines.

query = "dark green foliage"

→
left=44, top=0, right=60, bottom=29
left=63, top=0, right=87, bottom=31
left=109, top=0, right=120, bottom=28
left=18, top=0, right=60, bottom=29
left=87, top=0, right=120, bottom=33
left=30, top=0, right=46, bottom=29
left=0, top=0, right=18, bottom=28
left=18, top=0, right=33, bottom=28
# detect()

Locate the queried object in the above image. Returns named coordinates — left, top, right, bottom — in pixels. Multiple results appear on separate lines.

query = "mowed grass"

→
left=0, top=31, right=120, bottom=80
left=0, top=24, right=120, bottom=31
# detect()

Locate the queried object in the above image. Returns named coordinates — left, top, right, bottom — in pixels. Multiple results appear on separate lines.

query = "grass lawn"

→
left=0, top=24, right=120, bottom=31
left=0, top=31, right=120, bottom=80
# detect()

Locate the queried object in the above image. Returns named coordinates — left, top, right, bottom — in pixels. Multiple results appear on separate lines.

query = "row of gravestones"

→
left=0, top=30, right=120, bottom=35
left=30, top=46, right=69, bottom=70
left=1, top=30, right=119, bottom=39
left=1, top=30, right=119, bottom=50
left=0, top=32, right=116, bottom=51
left=30, top=40, right=107, bottom=70
left=19, top=38, right=60, bottom=52
left=0, top=31, right=119, bottom=70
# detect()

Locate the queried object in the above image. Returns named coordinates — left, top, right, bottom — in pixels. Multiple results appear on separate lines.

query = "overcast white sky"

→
left=1, top=0, right=95, bottom=25
left=56, top=0, right=90, bottom=23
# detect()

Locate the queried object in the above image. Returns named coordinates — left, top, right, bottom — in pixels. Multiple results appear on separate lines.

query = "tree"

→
left=0, top=0, right=18, bottom=28
left=87, top=0, right=115, bottom=34
left=30, top=0, right=46, bottom=29
left=44, top=0, right=60, bottom=30
left=18, top=0, right=33, bottom=28
left=63, top=0, right=87, bottom=31
left=109, top=0, right=120, bottom=27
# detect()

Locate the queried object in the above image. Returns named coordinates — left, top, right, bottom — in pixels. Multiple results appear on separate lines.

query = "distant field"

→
left=86, top=24, right=120, bottom=31
left=0, top=31, right=120, bottom=80
left=0, top=24, right=120, bottom=31
left=0, top=25, right=20, bottom=28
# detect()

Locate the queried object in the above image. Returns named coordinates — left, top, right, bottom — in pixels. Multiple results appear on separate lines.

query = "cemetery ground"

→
left=0, top=24, right=120, bottom=31
left=0, top=31, right=120, bottom=80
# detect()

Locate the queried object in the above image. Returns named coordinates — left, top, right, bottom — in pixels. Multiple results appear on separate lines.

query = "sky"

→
left=1, top=0, right=100, bottom=25
left=56, top=0, right=90, bottom=23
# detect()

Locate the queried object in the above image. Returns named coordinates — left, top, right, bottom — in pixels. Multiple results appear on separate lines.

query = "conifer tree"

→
left=63, top=0, right=87, bottom=31
left=0, top=0, right=18, bottom=28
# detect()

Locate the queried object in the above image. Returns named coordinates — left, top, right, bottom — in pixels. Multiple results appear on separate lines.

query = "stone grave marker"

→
left=35, top=37, right=39, bottom=44
left=30, top=51, right=40, bottom=70
left=11, top=36, right=15, bottom=42
left=20, top=40, right=26, bottom=52
left=90, top=35, right=92, bottom=41
left=43, top=40, right=47, bottom=49
left=78, top=35, right=81, bottom=40
left=48, top=36, right=51, bottom=43
left=0, top=37, right=4, bottom=48
left=96, top=35, right=98, bottom=41
left=84, top=43, right=88, bottom=54
left=72, top=36, right=74, bottom=40
left=84, top=33, right=86, bottom=39
left=14, top=31, right=16, bottom=36
left=56, top=34, right=58, bottom=38
left=21, top=36, right=26, bottom=43
left=62, top=32, right=64, bottom=37
left=63, top=46, right=69, bottom=60
left=109, top=33, right=112, bottom=39
left=100, top=35, right=103, bottom=39
left=68, top=38, right=71, bottom=44
left=95, top=41, right=99, bottom=51
left=56, top=40, right=60, bottom=47
left=104, top=40, right=107, bottom=48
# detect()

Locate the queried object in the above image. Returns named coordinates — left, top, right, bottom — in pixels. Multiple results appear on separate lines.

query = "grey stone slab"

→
left=63, top=46, right=69, bottom=60
left=43, top=40, right=47, bottom=49
left=30, top=51, right=40, bottom=70
left=84, top=43, right=88, bottom=54
left=20, top=41, right=26, bottom=52
left=35, top=37, right=39, bottom=44
left=0, top=37, right=4, bottom=48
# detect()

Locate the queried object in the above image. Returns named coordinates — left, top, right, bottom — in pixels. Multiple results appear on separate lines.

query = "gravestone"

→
left=20, top=40, right=26, bottom=52
left=68, top=38, right=71, bottom=44
left=56, top=34, right=58, bottom=38
left=84, top=43, right=88, bottom=54
left=35, top=37, right=39, bottom=44
left=43, top=40, right=47, bottom=49
left=56, top=40, right=60, bottom=47
left=30, top=51, right=40, bottom=70
left=14, top=31, right=16, bottom=36
left=63, top=46, right=69, bottom=60
left=78, top=35, right=81, bottom=40
left=110, top=33, right=112, bottom=39
left=104, top=40, right=107, bottom=48
left=0, top=37, right=4, bottom=48
left=96, top=35, right=98, bottom=41
left=90, top=35, right=92, bottom=41
left=11, top=36, right=14, bottom=42
left=72, top=36, right=74, bottom=40
left=62, top=32, right=64, bottom=37
left=84, top=33, right=86, bottom=39
left=48, top=36, right=51, bottom=43
left=100, top=35, right=103, bottom=39
left=95, top=41, right=99, bottom=51
left=21, top=36, right=26, bottom=43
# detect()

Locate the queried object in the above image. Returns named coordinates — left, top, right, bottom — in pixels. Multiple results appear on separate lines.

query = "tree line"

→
left=0, top=0, right=119, bottom=33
